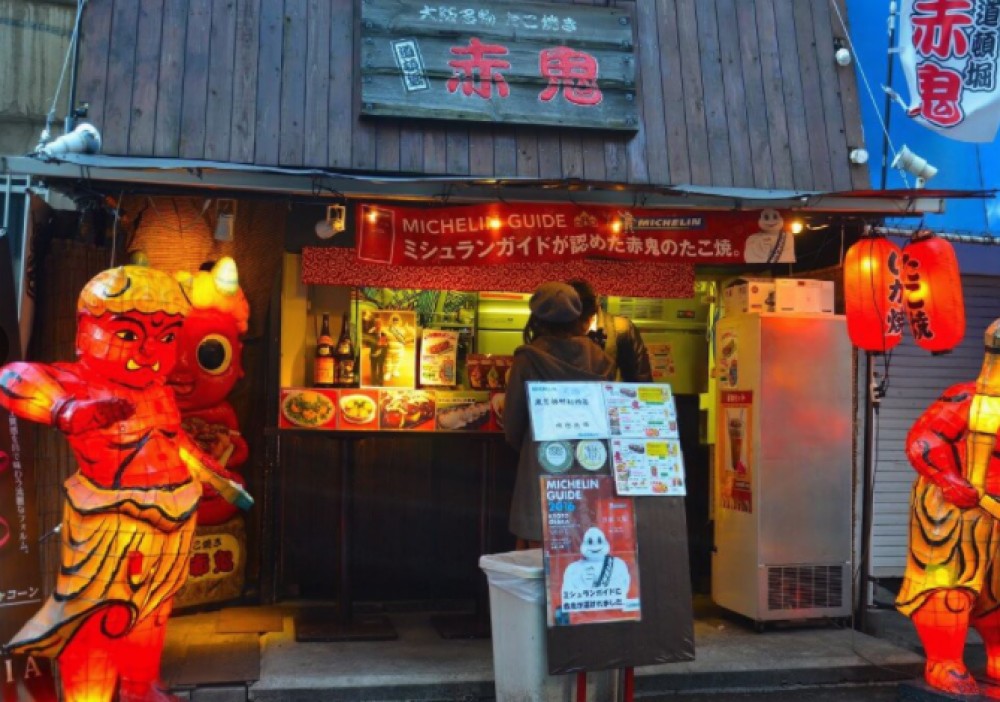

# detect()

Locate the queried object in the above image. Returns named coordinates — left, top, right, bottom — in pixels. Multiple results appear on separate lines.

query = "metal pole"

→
left=880, top=2, right=898, bottom=190
left=856, top=352, right=878, bottom=630
left=65, top=0, right=88, bottom=133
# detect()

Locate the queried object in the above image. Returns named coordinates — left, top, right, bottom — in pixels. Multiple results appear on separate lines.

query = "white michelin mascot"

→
left=744, top=209, right=796, bottom=263
left=561, top=527, right=631, bottom=610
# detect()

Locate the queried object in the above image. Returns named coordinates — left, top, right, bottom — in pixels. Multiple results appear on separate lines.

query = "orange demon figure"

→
left=897, top=317, right=1000, bottom=696
left=170, top=258, right=249, bottom=526
left=0, top=264, right=252, bottom=702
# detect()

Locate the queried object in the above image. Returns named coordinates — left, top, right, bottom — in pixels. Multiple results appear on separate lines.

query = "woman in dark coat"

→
left=503, top=282, right=616, bottom=546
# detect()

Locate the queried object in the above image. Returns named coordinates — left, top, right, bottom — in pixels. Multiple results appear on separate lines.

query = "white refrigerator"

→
left=712, top=313, right=853, bottom=625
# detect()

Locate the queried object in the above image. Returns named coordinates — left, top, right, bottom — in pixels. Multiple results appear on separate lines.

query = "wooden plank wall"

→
left=0, top=1, right=77, bottom=154
left=77, top=0, right=869, bottom=191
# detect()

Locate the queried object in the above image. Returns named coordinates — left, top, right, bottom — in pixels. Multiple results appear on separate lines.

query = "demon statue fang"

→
left=0, top=264, right=253, bottom=702
left=897, top=318, right=1000, bottom=696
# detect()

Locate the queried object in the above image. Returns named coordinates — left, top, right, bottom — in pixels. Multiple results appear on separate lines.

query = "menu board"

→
left=419, top=329, right=459, bottom=386
left=527, top=382, right=609, bottom=441
left=610, top=438, right=686, bottom=496
left=603, top=383, right=678, bottom=439
left=604, top=383, right=685, bottom=497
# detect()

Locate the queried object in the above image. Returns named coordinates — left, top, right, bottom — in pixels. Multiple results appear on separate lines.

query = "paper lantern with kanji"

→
left=902, top=234, right=965, bottom=354
left=843, top=236, right=905, bottom=353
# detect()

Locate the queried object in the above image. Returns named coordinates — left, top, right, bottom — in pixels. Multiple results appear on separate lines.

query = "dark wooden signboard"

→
left=360, top=0, right=638, bottom=131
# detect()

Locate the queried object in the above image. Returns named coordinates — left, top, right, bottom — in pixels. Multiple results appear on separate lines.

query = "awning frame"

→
left=2, top=154, right=957, bottom=216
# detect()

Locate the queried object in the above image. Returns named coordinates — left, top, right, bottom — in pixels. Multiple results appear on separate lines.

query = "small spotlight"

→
left=892, top=145, right=938, bottom=188
left=849, top=148, right=869, bottom=165
left=366, top=208, right=379, bottom=224
left=610, top=219, right=622, bottom=234
left=489, top=217, right=502, bottom=231
left=789, top=220, right=805, bottom=235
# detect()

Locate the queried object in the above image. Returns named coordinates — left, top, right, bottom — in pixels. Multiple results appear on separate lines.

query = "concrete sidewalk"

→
left=161, top=598, right=927, bottom=702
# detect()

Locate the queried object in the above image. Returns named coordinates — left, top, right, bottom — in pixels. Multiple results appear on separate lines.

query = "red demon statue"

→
left=897, top=317, right=1000, bottom=696
left=171, top=258, right=250, bottom=526
left=0, top=264, right=252, bottom=702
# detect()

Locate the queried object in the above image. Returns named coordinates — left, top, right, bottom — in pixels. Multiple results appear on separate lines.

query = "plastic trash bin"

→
left=479, top=549, right=572, bottom=702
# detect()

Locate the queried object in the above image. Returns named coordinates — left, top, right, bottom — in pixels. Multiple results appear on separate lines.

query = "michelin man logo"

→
left=560, top=527, right=631, bottom=612
left=744, top=209, right=796, bottom=264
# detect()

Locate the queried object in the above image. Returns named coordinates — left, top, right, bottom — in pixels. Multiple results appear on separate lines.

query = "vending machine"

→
left=712, top=312, right=852, bottom=625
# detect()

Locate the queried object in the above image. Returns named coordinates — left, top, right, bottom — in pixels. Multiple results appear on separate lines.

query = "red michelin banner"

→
left=356, top=203, right=797, bottom=266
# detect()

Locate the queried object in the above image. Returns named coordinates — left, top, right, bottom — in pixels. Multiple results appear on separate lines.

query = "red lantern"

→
left=902, top=234, right=965, bottom=354
left=843, top=236, right=905, bottom=353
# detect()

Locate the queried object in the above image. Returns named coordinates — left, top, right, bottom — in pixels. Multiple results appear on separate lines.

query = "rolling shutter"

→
left=869, top=275, right=1000, bottom=577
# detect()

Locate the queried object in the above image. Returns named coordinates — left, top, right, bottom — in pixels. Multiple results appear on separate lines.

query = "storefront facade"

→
left=4, top=0, right=951, bottom=627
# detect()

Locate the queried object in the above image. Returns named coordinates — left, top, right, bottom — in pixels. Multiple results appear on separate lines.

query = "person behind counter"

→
left=567, top=279, right=652, bottom=383
left=504, top=282, right=616, bottom=548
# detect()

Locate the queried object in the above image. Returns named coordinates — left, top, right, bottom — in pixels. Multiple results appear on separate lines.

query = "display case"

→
left=279, top=253, right=711, bottom=433
left=279, top=254, right=506, bottom=433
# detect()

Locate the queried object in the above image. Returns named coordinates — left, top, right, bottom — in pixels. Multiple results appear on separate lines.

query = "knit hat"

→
left=530, top=282, right=582, bottom=323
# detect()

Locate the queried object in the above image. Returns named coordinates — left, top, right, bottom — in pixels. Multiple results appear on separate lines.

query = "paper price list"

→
left=603, top=383, right=678, bottom=439
left=611, top=438, right=685, bottom=496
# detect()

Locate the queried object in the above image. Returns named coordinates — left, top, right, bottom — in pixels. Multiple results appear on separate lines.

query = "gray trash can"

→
left=479, top=549, right=572, bottom=702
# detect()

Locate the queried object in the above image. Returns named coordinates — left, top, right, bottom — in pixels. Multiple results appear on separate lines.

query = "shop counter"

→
left=271, top=403, right=512, bottom=641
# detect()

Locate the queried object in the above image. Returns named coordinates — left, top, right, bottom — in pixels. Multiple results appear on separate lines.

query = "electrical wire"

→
left=40, top=0, right=86, bottom=147
left=828, top=0, right=910, bottom=188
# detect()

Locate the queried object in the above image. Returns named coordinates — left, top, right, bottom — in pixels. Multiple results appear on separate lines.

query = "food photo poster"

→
left=360, top=310, right=417, bottom=388
left=419, top=329, right=459, bottom=386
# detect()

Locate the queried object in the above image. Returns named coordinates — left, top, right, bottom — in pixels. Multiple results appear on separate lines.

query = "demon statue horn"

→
left=172, top=256, right=250, bottom=528
left=897, top=317, right=1000, bottom=696
left=0, top=263, right=253, bottom=702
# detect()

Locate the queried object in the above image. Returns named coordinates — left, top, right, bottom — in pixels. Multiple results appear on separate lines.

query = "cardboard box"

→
left=774, top=279, right=835, bottom=314
left=723, top=278, right=775, bottom=315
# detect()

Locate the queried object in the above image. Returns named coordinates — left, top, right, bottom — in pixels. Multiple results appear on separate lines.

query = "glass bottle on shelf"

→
left=334, top=311, right=357, bottom=387
left=313, top=314, right=335, bottom=388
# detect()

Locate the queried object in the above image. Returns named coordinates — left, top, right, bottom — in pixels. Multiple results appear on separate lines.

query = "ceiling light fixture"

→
left=315, top=204, right=347, bottom=240
left=213, top=199, right=237, bottom=242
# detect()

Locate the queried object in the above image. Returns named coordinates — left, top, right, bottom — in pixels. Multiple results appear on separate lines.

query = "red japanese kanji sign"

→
left=362, top=0, right=637, bottom=131
left=355, top=203, right=796, bottom=266
left=900, top=0, right=1000, bottom=141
